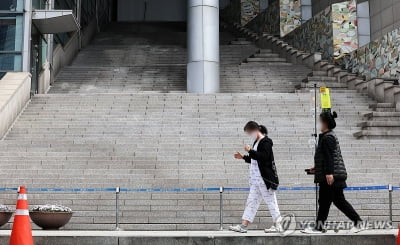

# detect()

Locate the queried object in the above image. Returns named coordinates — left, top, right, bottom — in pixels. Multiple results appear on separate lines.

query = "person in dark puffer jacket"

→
left=303, top=111, right=363, bottom=234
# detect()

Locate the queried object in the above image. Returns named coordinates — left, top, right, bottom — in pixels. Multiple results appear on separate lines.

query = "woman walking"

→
left=229, top=121, right=282, bottom=233
left=302, top=111, right=363, bottom=233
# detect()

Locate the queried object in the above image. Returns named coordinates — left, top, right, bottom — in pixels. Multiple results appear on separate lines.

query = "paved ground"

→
left=0, top=229, right=398, bottom=237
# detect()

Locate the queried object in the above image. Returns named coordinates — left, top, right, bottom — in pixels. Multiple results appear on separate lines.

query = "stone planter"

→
left=29, top=212, right=72, bottom=230
left=0, top=211, right=13, bottom=227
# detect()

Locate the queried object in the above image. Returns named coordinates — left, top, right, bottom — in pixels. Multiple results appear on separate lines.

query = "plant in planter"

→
left=30, top=204, right=73, bottom=230
left=0, top=204, right=13, bottom=227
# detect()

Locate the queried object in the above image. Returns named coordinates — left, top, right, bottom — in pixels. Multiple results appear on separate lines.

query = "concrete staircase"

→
left=0, top=23, right=399, bottom=230
left=1, top=92, right=399, bottom=230
left=220, top=36, right=312, bottom=93
left=53, top=23, right=313, bottom=94
left=353, top=78, right=400, bottom=138
left=227, top=21, right=400, bottom=138
left=355, top=103, right=400, bottom=138
left=52, top=23, right=188, bottom=94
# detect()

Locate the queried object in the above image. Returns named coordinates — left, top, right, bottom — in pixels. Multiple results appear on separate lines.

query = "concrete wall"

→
left=369, top=0, right=400, bottom=40
left=339, top=24, right=400, bottom=79
left=0, top=72, right=31, bottom=139
left=117, top=0, right=231, bottom=22
left=52, top=19, right=98, bottom=81
left=312, top=0, right=399, bottom=41
left=357, top=0, right=371, bottom=46
left=0, top=233, right=396, bottom=245
left=52, top=33, right=80, bottom=81
left=37, top=61, right=51, bottom=94
left=117, top=0, right=187, bottom=22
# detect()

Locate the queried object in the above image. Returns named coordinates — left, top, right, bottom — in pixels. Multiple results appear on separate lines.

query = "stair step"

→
left=354, top=130, right=400, bottom=138
left=307, top=76, right=338, bottom=82
left=364, top=112, right=400, bottom=118
left=258, top=49, right=273, bottom=54
left=246, top=57, right=287, bottom=62
left=309, top=71, right=328, bottom=76
left=253, top=53, right=280, bottom=58
left=357, top=121, right=400, bottom=127
left=230, top=40, right=253, bottom=45
left=369, top=103, right=395, bottom=112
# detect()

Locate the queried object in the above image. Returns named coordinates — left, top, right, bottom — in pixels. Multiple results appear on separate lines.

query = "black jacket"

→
left=314, top=130, right=347, bottom=188
left=243, top=137, right=279, bottom=190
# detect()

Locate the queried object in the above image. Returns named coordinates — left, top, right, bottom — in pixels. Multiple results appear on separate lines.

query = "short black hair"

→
left=320, top=111, right=338, bottom=130
left=244, top=121, right=268, bottom=135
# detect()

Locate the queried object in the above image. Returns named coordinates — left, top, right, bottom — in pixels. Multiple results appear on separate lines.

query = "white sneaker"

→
left=229, top=224, right=248, bottom=233
left=265, top=223, right=283, bottom=233
left=301, top=227, right=323, bottom=234
left=349, top=226, right=367, bottom=233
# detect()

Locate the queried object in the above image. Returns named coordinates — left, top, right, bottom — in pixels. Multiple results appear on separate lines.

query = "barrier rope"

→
left=0, top=185, right=397, bottom=193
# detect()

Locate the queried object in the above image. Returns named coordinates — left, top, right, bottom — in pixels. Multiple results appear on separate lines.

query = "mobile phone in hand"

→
left=304, top=169, right=314, bottom=175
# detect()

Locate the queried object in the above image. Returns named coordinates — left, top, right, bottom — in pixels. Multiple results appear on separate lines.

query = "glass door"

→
left=30, top=39, right=39, bottom=93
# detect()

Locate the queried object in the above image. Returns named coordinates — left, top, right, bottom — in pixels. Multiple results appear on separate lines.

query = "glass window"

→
left=0, top=0, right=24, bottom=12
left=40, top=36, right=47, bottom=65
left=0, top=18, right=16, bottom=51
left=0, top=53, right=22, bottom=70
left=32, top=0, right=47, bottom=10
left=0, top=13, right=23, bottom=71
left=0, top=15, right=23, bottom=52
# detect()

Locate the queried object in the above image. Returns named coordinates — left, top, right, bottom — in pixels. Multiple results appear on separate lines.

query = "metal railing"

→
left=0, top=185, right=398, bottom=230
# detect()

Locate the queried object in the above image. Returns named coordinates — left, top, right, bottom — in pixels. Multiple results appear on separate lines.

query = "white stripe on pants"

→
left=242, top=184, right=281, bottom=223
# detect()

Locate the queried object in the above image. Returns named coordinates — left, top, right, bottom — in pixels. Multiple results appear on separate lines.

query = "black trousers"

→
left=316, top=182, right=362, bottom=230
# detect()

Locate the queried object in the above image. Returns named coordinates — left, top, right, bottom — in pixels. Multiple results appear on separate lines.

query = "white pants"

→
left=242, top=184, right=282, bottom=223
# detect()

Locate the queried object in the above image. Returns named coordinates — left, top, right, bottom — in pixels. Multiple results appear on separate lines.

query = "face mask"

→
left=249, top=132, right=258, bottom=142
left=317, top=123, right=322, bottom=133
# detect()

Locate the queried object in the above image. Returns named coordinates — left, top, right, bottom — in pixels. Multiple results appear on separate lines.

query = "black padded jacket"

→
left=314, top=130, right=347, bottom=188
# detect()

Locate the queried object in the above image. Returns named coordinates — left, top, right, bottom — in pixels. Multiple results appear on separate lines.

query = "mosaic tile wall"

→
left=332, top=0, right=358, bottom=59
left=283, top=6, right=334, bottom=60
left=279, top=0, right=302, bottom=37
left=241, top=0, right=260, bottom=25
left=245, top=0, right=280, bottom=36
left=339, top=28, right=400, bottom=79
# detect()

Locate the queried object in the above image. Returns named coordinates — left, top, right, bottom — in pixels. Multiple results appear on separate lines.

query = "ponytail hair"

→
left=244, top=121, right=268, bottom=135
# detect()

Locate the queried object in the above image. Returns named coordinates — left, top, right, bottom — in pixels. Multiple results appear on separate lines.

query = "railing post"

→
left=219, top=186, right=224, bottom=231
left=388, top=184, right=393, bottom=224
left=115, top=186, right=120, bottom=231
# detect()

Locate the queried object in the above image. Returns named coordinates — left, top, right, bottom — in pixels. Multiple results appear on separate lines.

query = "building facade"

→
left=0, top=0, right=112, bottom=93
left=0, top=0, right=24, bottom=72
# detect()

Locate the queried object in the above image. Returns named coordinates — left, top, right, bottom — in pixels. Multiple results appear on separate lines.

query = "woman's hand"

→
left=309, top=167, right=315, bottom=174
left=244, top=145, right=251, bottom=152
left=234, top=152, right=243, bottom=159
left=326, top=174, right=334, bottom=185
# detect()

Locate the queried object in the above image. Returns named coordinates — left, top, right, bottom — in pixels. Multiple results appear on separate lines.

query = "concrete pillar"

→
left=357, top=1, right=371, bottom=47
left=394, top=87, right=400, bottom=112
left=22, top=0, right=32, bottom=72
left=375, top=80, right=392, bottom=103
left=301, top=0, right=312, bottom=23
left=384, top=85, right=396, bottom=104
left=187, top=0, right=220, bottom=93
left=46, top=0, right=54, bottom=72
left=367, top=78, right=381, bottom=99
left=76, top=0, right=82, bottom=49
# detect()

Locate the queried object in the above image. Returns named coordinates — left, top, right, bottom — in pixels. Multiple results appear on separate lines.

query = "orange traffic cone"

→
left=397, top=224, right=400, bottom=245
left=9, top=186, right=34, bottom=245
